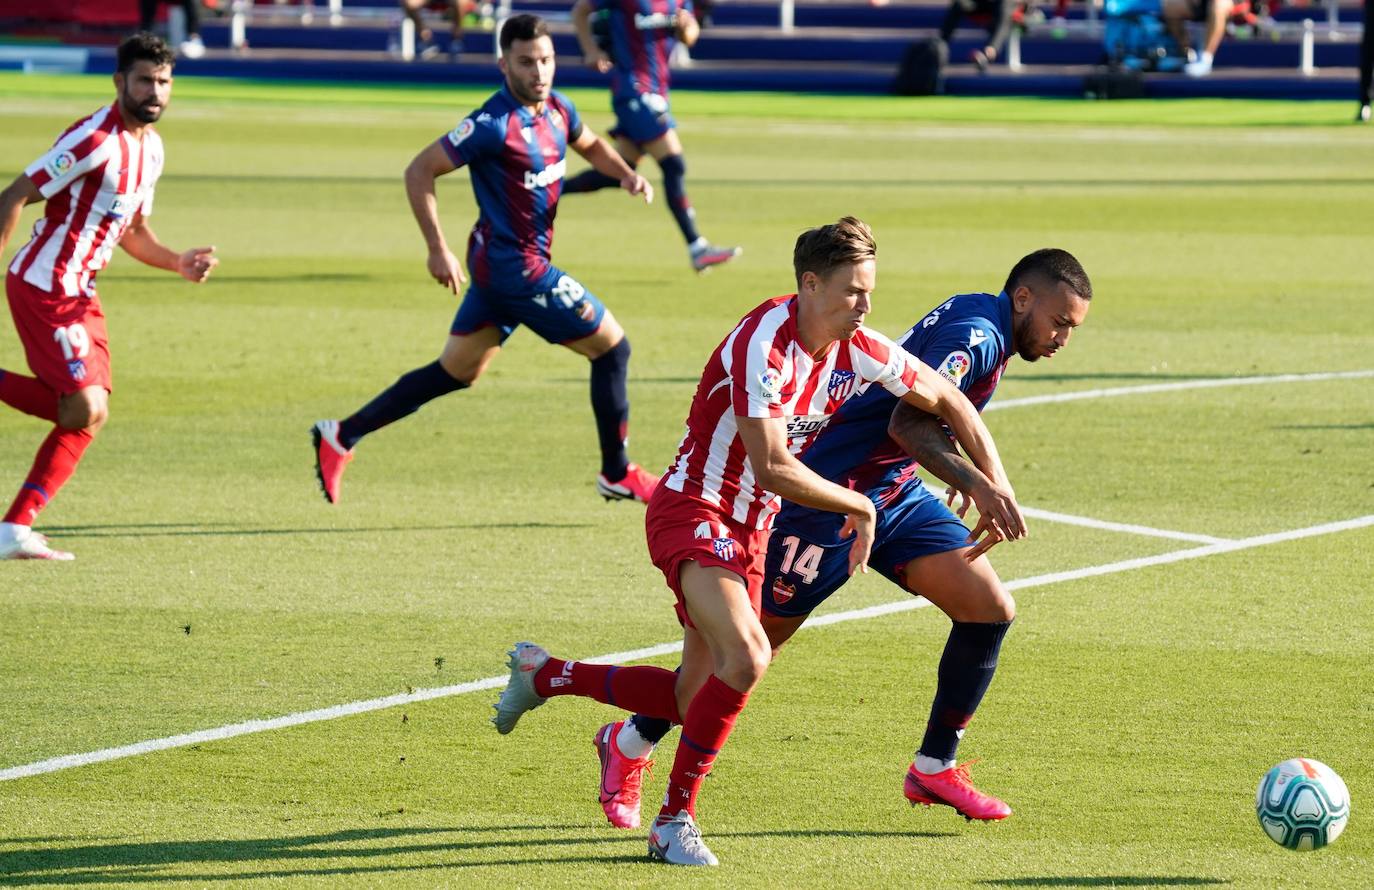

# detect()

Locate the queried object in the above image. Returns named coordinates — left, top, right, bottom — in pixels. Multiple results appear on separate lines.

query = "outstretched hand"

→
left=177, top=246, right=218, bottom=283
left=621, top=173, right=654, bottom=205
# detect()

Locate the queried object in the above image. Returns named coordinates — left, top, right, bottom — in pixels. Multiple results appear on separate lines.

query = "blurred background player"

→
left=594, top=249, right=1090, bottom=828
left=1360, top=0, right=1373, bottom=122
left=139, top=1, right=207, bottom=59
left=312, top=15, right=659, bottom=506
left=939, top=0, right=1016, bottom=72
left=0, top=32, right=218, bottom=561
left=399, top=0, right=472, bottom=60
left=488, top=218, right=1026, bottom=866
left=1162, top=0, right=1234, bottom=77
left=566, top=0, right=740, bottom=273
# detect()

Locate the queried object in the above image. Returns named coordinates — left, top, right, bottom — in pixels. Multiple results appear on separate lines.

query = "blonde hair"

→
left=793, top=216, right=876, bottom=287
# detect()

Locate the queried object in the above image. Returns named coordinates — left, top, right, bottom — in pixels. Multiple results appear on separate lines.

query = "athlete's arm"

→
left=0, top=175, right=42, bottom=260
left=571, top=0, right=612, bottom=72
left=119, top=214, right=217, bottom=283
left=888, top=402, right=1015, bottom=560
left=569, top=126, right=653, bottom=204
left=736, top=414, right=877, bottom=576
left=895, top=364, right=1026, bottom=546
left=404, top=139, right=465, bottom=293
left=675, top=7, right=701, bottom=48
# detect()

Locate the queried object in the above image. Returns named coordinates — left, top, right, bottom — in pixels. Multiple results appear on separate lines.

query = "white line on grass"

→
left=4, top=513, right=1371, bottom=784
left=985, top=368, right=1374, bottom=413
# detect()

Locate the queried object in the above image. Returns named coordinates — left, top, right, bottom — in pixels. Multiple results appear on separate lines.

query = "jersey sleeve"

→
left=439, top=111, right=503, bottom=168
left=553, top=92, right=584, bottom=143
left=24, top=127, right=113, bottom=200
left=849, top=328, right=922, bottom=399
left=918, top=318, right=1003, bottom=396
left=731, top=320, right=789, bottom=420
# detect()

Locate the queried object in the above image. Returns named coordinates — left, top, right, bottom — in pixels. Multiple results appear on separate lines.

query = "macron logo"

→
left=969, top=328, right=988, bottom=348
left=523, top=158, right=566, bottom=190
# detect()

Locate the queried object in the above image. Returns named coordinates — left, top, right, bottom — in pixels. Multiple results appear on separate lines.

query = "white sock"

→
left=0, top=522, right=29, bottom=543
left=915, top=754, right=955, bottom=775
left=687, top=237, right=707, bottom=254
left=614, top=720, right=656, bottom=760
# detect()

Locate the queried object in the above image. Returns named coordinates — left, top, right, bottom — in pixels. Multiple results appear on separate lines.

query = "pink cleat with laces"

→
left=593, top=721, right=654, bottom=829
left=596, top=462, right=659, bottom=503
left=904, top=761, right=1012, bottom=821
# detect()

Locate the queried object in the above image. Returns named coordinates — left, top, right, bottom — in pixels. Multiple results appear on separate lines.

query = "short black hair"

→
left=499, top=14, right=551, bottom=52
left=117, top=31, right=175, bottom=75
left=1004, top=248, right=1092, bottom=301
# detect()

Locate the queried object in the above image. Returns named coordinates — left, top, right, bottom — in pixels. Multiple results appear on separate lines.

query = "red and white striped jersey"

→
left=662, top=294, right=923, bottom=530
left=9, top=103, right=164, bottom=298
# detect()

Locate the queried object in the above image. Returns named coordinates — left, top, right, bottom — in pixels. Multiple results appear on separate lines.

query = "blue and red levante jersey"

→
left=595, top=0, right=692, bottom=99
left=439, top=85, right=583, bottom=288
left=779, top=291, right=1016, bottom=539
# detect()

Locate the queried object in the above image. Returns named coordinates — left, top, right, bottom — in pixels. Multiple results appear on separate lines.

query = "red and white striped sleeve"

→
left=730, top=301, right=793, bottom=419
left=24, top=112, right=116, bottom=200
left=849, top=327, right=922, bottom=398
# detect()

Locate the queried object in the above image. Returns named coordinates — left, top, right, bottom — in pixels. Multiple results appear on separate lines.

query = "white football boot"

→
left=648, top=811, right=719, bottom=866
left=491, top=642, right=550, bottom=734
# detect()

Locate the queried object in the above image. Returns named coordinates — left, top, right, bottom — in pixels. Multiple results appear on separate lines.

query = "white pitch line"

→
left=4, top=513, right=1371, bottom=785
left=1018, top=506, right=1230, bottom=544
left=985, top=368, right=1374, bottom=413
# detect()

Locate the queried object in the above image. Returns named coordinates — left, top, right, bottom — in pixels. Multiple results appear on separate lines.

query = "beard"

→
left=122, top=91, right=163, bottom=124
left=1012, top=316, right=1040, bottom=362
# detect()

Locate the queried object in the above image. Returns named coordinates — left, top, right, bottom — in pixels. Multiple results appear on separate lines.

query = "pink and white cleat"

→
left=689, top=242, right=742, bottom=274
left=0, top=524, right=74, bottom=561
left=596, top=462, right=660, bottom=503
left=904, top=761, right=1012, bottom=821
left=594, top=721, right=654, bottom=829
left=311, top=420, right=354, bottom=504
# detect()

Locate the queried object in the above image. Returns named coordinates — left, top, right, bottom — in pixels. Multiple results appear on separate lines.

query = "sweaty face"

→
left=501, top=36, right=556, bottom=106
left=802, top=259, right=875, bottom=344
left=116, top=60, right=173, bottom=124
left=1011, top=280, right=1090, bottom=362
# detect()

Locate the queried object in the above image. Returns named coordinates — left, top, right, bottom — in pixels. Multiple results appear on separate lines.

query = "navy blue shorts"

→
left=451, top=264, right=606, bottom=345
left=762, top=483, right=972, bottom=618
left=609, top=92, right=676, bottom=146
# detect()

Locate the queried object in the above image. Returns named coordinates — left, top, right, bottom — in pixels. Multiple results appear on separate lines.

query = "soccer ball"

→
left=1255, top=758, right=1350, bottom=850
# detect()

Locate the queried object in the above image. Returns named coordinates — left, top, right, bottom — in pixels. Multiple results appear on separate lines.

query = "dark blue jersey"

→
left=778, top=291, right=1015, bottom=543
left=438, top=85, right=583, bottom=288
left=594, top=0, right=692, bottom=99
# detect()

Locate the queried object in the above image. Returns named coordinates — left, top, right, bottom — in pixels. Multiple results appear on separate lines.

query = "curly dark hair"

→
left=117, top=31, right=176, bottom=74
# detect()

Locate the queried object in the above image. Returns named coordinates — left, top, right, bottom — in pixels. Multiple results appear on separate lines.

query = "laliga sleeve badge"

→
left=938, top=350, right=972, bottom=386
left=757, top=368, right=783, bottom=402
left=447, top=118, right=476, bottom=147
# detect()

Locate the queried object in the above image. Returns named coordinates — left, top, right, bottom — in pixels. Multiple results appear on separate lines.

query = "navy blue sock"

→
left=919, top=619, right=1012, bottom=763
left=337, top=360, right=466, bottom=449
left=589, top=338, right=631, bottom=480
left=630, top=713, right=673, bottom=744
left=658, top=154, right=701, bottom=246
left=564, top=168, right=622, bottom=194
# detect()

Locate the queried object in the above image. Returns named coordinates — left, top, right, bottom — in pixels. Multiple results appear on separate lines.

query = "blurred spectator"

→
left=401, top=0, right=473, bottom=59
left=1360, top=0, right=1372, bottom=121
left=139, top=1, right=206, bottom=59
left=939, top=0, right=1016, bottom=72
left=1162, top=0, right=1234, bottom=76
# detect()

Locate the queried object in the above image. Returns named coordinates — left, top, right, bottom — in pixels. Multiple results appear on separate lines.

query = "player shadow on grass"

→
left=0, top=824, right=955, bottom=883
left=977, top=878, right=1229, bottom=887
left=39, top=522, right=590, bottom=539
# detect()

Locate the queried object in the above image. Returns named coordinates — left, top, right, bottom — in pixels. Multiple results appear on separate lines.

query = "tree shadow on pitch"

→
left=0, top=824, right=956, bottom=884
left=979, top=878, right=1229, bottom=887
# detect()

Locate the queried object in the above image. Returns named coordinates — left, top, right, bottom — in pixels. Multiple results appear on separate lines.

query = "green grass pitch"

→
left=0, top=73, right=1372, bottom=887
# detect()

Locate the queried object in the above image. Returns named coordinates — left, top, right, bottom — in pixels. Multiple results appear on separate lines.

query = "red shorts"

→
left=644, top=484, right=770, bottom=628
left=6, top=273, right=112, bottom=394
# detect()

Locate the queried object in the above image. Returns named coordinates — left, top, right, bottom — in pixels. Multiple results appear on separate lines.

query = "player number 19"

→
left=53, top=323, right=91, bottom=361
left=777, top=535, right=822, bottom=584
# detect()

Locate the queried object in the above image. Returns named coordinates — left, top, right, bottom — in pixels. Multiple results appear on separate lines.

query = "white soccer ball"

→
left=1255, top=758, right=1350, bottom=851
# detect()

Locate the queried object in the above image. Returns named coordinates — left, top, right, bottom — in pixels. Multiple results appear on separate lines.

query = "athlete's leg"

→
left=899, top=549, right=1013, bottom=769
left=3, top=385, right=105, bottom=535
left=332, top=328, right=495, bottom=450
left=563, top=311, right=655, bottom=498
left=0, top=369, right=59, bottom=422
left=640, top=130, right=740, bottom=271
left=563, top=137, right=645, bottom=194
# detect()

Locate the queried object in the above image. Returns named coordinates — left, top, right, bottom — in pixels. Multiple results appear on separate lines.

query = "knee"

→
left=718, top=636, right=771, bottom=692
left=949, top=583, right=1015, bottom=623
left=57, top=394, right=107, bottom=432
left=659, top=153, right=686, bottom=178
left=438, top=353, right=481, bottom=387
left=591, top=335, right=630, bottom=368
